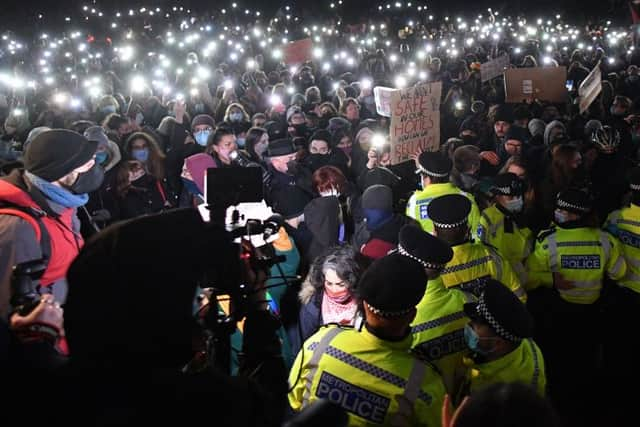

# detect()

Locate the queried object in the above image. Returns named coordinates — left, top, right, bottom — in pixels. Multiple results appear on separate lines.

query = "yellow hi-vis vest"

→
left=526, top=226, right=627, bottom=304
left=478, top=204, right=533, bottom=283
left=604, top=204, right=640, bottom=293
left=458, top=339, right=547, bottom=398
left=411, top=278, right=471, bottom=395
left=439, top=241, right=527, bottom=303
left=289, top=325, right=446, bottom=427
left=406, top=182, right=481, bottom=235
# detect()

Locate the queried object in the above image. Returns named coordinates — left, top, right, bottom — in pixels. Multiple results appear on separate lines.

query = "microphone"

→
left=262, top=213, right=284, bottom=240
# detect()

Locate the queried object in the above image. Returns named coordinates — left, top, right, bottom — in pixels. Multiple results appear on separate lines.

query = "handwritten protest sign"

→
left=389, top=82, right=442, bottom=164
left=504, top=67, right=567, bottom=103
left=480, top=54, right=510, bottom=82
left=283, top=38, right=312, bottom=65
left=578, top=63, right=602, bottom=114
left=373, top=86, right=397, bottom=117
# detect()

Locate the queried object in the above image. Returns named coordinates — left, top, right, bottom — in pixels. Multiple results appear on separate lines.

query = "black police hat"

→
left=490, top=173, right=525, bottom=197
left=265, top=138, right=297, bottom=158
left=416, top=151, right=452, bottom=178
left=427, top=194, right=471, bottom=229
left=358, top=252, right=428, bottom=317
left=556, top=188, right=592, bottom=215
left=463, top=279, right=534, bottom=342
left=397, top=225, right=453, bottom=270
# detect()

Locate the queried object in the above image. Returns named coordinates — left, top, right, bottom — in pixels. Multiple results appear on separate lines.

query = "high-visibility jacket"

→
left=458, top=339, right=546, bottom=398
left=439, top=241, right=527, bottom=302
left=477, top=204, right=533, bottom=283
left=406, top=182, right=481, bottom=235
left=604, top=204, right=640, bottom=293
left=526, top=225, right=627, bottom=304
left=289, top=325, right=446, bottom=427
left=411, top=278, right=471, bottom=394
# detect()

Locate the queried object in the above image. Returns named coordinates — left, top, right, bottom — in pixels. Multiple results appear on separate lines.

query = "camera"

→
left=10, top=259, right=47, bottom=316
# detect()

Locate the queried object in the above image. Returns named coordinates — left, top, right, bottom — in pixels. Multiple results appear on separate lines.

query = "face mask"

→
left=229, top=112, right=243, bottom=122
left=292, top=124, right=307, bottom=135
left=195, top=130, right=210, bottom=146
left=504, top=196, right=524, bottom=213
left=66, top=163, right=105, bottom=194
left=460, top=173, right=478, bottom=190
left=464, top=324, right=495, bottom=355
left=95, top=151, right=109, bottom=165
left=135, top=113, right=144, bottom=126
left=324, top=286, right=351, bottom=303
left=286, top=159, right=299, bottom=175
left=132, top=148, right=150, bottom=162
left=461, top=134, right=477, bottom=145
left=554, top=210, right=569, bottom=224
left=236, top=137, right=246, bottom=148
left=101, top=105, right=117, bottom=114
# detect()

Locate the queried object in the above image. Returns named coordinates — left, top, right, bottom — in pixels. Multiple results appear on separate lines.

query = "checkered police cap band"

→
left=557, top=198, right=590, bottom=213
left=416, top=165, right=449, bottom=178
left=476, top=293, right=521, bottom=342
left=492, top=185, right=512, bottom=195
left=631, top=183, right=640, bottom=191
left=365, top=301, right=413, bottom=318
left=432, top=217, right=468, bottom=229
left=397, top=244, right=445, bottom=270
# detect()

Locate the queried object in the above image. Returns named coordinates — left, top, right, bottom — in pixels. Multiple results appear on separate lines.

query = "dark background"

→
left=0, top=0, right=631, bottom=31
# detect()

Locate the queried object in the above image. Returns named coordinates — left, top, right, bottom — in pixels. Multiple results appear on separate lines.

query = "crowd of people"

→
left=1, top=2, right=639, bottom=426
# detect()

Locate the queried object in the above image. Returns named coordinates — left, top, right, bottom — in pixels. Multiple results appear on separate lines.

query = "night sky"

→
left=0, top=0, right=631, bottom=30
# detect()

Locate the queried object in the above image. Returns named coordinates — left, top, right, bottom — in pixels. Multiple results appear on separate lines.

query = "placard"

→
left=578, top=62, right=602, bottom=114
left=389, top=82, right=442, bottom=165
left=373, top=86, right=397, bottom=117
left=480, top=54, right=510, bottom=82
left=283, top=38, right=312, bottom=65
left=504, top=67, right=568, bottom=103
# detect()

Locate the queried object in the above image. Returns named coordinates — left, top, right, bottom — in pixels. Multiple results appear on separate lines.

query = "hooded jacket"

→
left=303, top=196, right=341, bottom=262
left=543, top=120, right=567, bottom=146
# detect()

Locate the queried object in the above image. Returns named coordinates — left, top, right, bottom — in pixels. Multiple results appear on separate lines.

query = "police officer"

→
left=406, top=151, right=480, bottom=235
left=525, top=188, right=625, bottom=413
left=427, top=194, right=527, bottom=302
left=289, top=252, right=446, bottom=426
left=458, top=279, right=546, bottom=398
left=526, top=188, right=626, bottom=303
left=478, top=173, right=533, bottom=283
left=604, top=167, right=640, bottom=299
left=397, top=225, right=470, bottom=395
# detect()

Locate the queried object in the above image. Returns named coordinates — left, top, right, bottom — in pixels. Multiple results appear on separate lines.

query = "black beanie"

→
left=24, top=129, right=98, bottom=182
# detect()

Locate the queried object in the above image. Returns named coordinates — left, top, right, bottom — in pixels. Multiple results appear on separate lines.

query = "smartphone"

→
left=566, top=80, right=574, bottom=91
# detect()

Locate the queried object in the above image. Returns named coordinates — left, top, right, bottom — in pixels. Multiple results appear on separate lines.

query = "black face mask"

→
left=66, top=163, right=105, bottom=194
left=461, top=134, right=478, bottom=146
left=292, top=124, right=308, bottom=136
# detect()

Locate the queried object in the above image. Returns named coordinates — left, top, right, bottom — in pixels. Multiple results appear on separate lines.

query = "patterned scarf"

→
left=321, top=291, right=358, bottom=326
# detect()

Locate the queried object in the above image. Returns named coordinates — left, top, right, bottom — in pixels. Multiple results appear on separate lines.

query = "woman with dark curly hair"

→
left=288, top=245, right=364, bottom=355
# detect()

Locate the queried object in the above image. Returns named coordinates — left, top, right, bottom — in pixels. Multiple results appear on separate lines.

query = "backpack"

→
left=0, top=203, right=52, bottom=267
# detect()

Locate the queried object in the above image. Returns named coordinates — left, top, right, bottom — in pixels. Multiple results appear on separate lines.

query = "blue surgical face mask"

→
left=236, top=137, right=246, bottom=148
left=554, top=210, right=568, bottom=224
left=132, top=147, right=149, bottom=162
left=101, top=105, right=117, bottom=114
left=464, top=324, right=495, bottom=355
left=229, top=112, right=243, bottom=122
left=195, top=130, right=210, bottom=146
left=504, top=196, right=524, bottom=213
left=95, top=151, right=109, bottom=165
